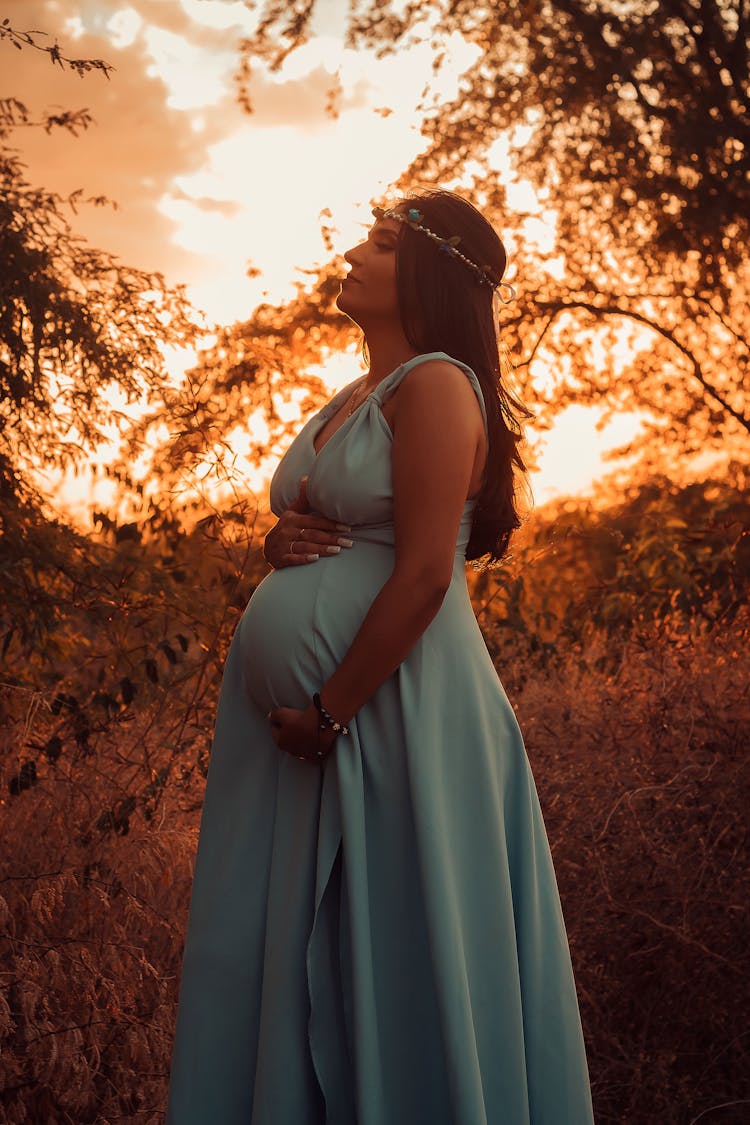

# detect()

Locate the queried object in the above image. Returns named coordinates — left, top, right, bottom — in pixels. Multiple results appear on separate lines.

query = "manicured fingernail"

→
left=335, top=523, right=351, bottom=531
left=307, top=553, right=320, bottom=561
left=337, top=537, right=354, bottom=547
left=325, top=545, right=341, bottom=554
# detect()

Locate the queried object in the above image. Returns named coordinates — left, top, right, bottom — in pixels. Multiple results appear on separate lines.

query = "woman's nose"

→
left=344, top=242, right=365, bottom=267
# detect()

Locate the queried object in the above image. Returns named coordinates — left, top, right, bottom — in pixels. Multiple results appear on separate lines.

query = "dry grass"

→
left=507, top=617, right=750, bottom=1124
left=1, top=607, right=748, bottom=1123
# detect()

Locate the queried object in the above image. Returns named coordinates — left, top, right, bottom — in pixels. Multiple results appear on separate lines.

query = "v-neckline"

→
left=311, top=376, right=371, bottom=458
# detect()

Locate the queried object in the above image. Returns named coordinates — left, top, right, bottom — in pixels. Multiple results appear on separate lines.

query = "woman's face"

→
left=336, top=216, right=402, bottom=329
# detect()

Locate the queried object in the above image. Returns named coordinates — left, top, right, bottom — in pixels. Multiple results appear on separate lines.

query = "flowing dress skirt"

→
left=166, top=352, right=595, bottom=1124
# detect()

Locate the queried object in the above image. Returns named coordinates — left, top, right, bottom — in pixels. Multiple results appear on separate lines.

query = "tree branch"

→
left=0, top=21, right=115, bottom=78
left=534, top=297, right=750, bottom=433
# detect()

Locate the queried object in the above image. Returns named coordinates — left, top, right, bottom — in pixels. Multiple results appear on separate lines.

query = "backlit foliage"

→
left=129, top=261, right=358, bottom=492
left=0, top=107, right=202, bottom=505
left=240, top=0, right=750, bottom=469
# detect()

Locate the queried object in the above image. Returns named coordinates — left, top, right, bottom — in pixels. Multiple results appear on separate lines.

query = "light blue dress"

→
left=165, top=352, right=594, bottom=1124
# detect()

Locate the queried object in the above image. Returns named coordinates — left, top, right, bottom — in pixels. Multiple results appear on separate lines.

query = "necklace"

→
left=344, top=380, right=373, bottom=418
left=343, top=356, right=413, bottom=418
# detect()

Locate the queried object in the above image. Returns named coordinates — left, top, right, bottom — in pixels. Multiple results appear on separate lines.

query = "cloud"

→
left=2, top=0, right=476, bottom=326
left=243, top=64, right=374, bottom=129
left=167, top=185, right=242, bottom=217
left=2, top=1, right=375, bottom=301
left=3, top=0, right=248, bottom=282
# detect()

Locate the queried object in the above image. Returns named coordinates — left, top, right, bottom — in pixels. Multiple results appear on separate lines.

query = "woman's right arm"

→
left=316, top=360, right=480, bottom=724
left=263, top=477, right=354, bottom=568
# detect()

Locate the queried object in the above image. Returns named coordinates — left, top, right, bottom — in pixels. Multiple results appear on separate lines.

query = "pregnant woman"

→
left=165, top=190, right=595, bottom=1124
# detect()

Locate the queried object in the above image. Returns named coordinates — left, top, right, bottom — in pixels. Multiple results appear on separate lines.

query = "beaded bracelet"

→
left=312, top=692, right=350, bottom=737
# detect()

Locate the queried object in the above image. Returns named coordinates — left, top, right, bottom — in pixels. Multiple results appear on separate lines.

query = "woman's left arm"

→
left=269, top=361, right=483, bottom=756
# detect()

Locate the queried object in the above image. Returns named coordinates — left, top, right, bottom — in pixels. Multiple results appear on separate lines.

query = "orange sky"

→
left=5, top=0, right=642, bottom=512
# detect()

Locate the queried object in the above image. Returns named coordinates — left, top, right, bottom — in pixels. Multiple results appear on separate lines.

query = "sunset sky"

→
left=5, top=0, right=642, bottom=510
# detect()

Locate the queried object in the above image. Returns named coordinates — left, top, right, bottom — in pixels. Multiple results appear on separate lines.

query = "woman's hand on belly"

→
left=267, top=701, right=339, bottom=763
left=263, top=476, right=355, bottom=569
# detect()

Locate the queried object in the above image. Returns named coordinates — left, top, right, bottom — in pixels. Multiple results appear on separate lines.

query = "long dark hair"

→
left=390, top=189, right=531, bottom=563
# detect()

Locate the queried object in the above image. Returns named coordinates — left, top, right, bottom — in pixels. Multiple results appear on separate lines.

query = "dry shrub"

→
left=2, top=582, right=748, bottom=1123
left=0, top=778, right=201, bottom=1123
left=0, top=508, right=268, bottom=1123
left=504, top=614, right=750, bottom=1124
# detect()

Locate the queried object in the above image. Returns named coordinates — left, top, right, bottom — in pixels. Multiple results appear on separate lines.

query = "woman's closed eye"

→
left=369, top=229, right=398, bottom=252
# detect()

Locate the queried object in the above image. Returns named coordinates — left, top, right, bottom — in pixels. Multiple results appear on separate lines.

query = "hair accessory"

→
left=373, top=204, right=502, bottom=290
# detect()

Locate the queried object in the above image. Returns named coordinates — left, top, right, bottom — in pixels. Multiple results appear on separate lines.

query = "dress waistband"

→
left=342, top=508, right=475, bottom=555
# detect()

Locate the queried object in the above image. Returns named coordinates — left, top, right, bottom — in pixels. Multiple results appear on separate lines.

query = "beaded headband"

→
left=372, top=205, right=516, bottom=303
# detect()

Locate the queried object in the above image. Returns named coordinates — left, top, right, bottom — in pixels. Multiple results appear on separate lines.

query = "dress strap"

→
left=373, top=351, right=488, bottom=436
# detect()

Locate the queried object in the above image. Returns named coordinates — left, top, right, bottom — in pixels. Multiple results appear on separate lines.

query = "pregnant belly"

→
left=237, top=546, right=392, bottom=714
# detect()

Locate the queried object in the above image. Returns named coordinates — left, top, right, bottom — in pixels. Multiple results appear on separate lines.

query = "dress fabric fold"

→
left=165, top=351, right=595, bottom=1124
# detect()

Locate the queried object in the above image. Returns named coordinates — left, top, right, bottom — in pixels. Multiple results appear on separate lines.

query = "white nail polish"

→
left=326, top=546, right=341, bottom=554
left=307, top=553, right=320, bottom=561
left=337, top=537, right=354, bottom=547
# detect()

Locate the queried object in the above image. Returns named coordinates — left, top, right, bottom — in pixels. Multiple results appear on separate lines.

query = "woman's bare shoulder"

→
left=390, top=358, right=482, bottom=423
left=401, top=356, right=469, bottom=382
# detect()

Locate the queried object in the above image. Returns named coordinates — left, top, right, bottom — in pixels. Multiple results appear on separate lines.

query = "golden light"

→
left=14, top=0, right=647, bottom=519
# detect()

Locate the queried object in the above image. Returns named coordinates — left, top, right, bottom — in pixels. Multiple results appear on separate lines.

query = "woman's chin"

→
left=335, top=289, right=359, bottom=321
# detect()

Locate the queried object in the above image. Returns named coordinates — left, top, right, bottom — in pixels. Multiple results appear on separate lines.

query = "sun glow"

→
left=12, top=0, right=647, bottom=522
